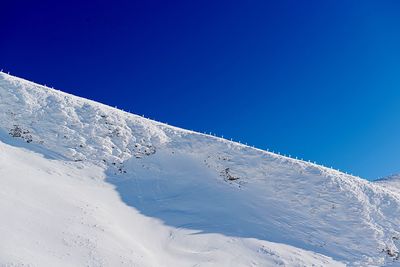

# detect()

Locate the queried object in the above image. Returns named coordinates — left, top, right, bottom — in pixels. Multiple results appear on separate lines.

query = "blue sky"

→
left=2, top=1, right=400, bottom=179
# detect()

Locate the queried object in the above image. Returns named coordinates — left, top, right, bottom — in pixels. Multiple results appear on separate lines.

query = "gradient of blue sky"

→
left=1, top=1, right=400, bottom=179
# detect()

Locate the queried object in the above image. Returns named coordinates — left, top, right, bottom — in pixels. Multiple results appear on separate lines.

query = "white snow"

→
left=375, top=175, right=400, bottom=196
left=0, top=72, right=399, bottom=266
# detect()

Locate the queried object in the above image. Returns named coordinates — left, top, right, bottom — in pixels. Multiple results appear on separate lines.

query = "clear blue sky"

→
left=2, top=1, right=400, bottom=180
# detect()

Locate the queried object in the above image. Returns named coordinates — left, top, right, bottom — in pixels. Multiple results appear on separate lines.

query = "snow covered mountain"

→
left=0, top=72, right=400, bottom=267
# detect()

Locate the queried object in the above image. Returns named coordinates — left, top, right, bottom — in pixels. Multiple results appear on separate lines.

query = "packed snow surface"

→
left=0, top=72, right=399, bottom=267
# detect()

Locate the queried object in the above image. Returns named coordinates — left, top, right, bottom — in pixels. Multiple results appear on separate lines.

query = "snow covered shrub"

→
left=9, top=125, right=33, bottom=143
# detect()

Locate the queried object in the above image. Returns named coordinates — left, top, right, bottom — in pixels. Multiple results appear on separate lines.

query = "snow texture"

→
left=0, top=72, right=399, bottom=266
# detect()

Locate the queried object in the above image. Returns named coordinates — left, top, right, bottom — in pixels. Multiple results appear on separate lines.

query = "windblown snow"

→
left=0, top=72, right=399, bottom=267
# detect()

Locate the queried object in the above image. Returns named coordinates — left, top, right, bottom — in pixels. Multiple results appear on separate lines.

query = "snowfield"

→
left=0, top=72, right=399, bottom=266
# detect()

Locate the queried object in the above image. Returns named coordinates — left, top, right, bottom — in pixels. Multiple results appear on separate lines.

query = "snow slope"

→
left=375, top=175, right=400, bottom=196
left=0, top=72, right=399, bottom=266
